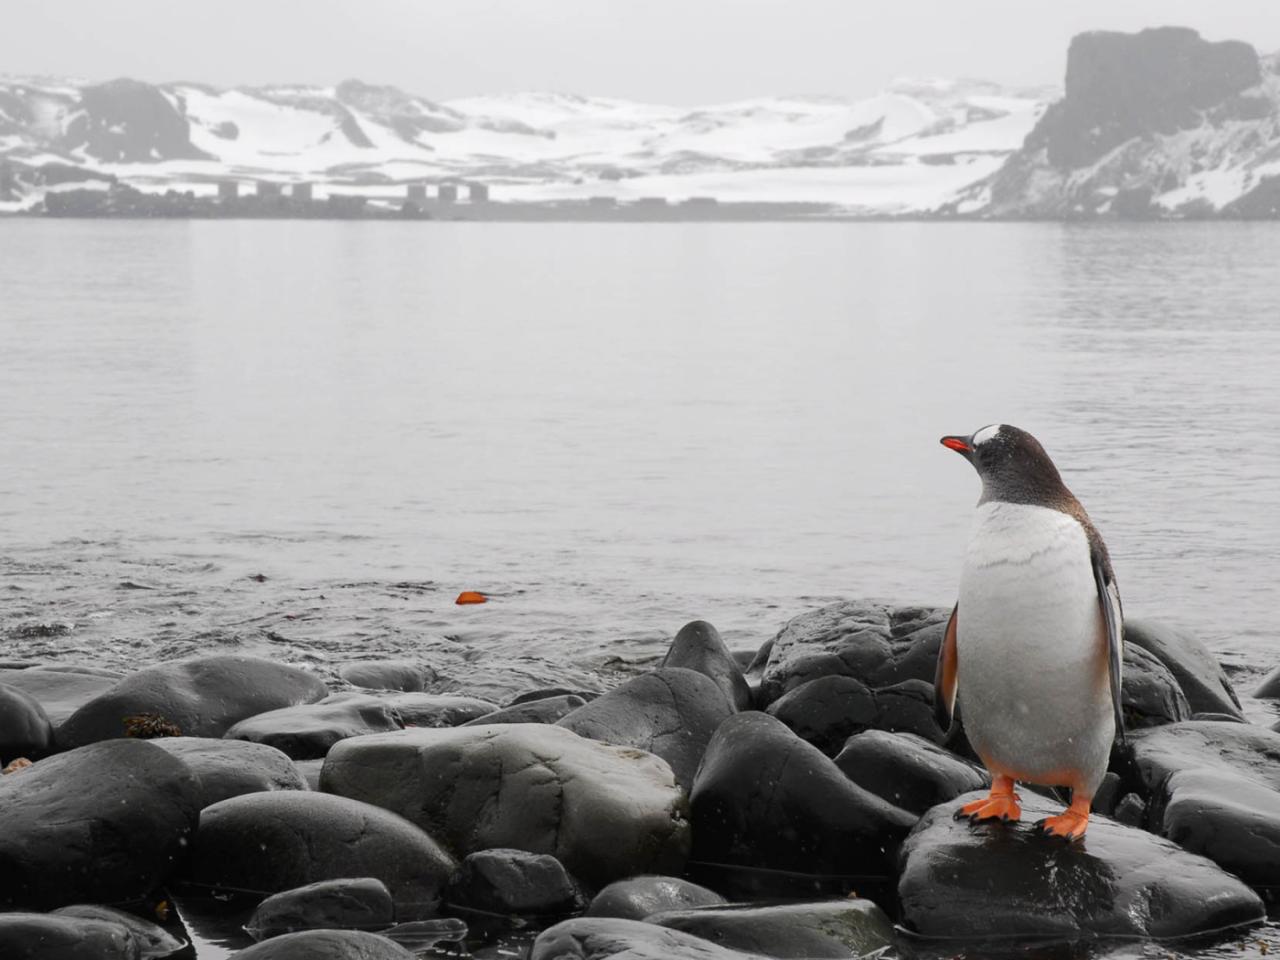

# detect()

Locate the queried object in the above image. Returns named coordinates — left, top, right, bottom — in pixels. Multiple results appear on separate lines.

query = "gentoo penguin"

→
left=935, top=424, right=1123, bottom=841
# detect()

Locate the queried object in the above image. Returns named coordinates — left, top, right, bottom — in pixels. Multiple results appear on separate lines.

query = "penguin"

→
left=934, top=424, right=1123, bottom=841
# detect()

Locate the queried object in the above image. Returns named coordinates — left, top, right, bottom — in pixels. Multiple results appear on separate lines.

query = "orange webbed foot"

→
left=1035, top=803, right=1090, bottom=842
left=955, top=776, right=1021, bottom=823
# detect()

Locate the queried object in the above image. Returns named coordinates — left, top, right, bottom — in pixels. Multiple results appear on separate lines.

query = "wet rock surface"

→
left=382, top=693, right=498, bottom=727
left=228, top=929, right=414, bottom=959
left=766, top=675, right=943, bottom=754
left=1120, top=643, right=1191, bottom=728
left=184, top=790, right=456, bottom=917
left=1119, top=720, right=1280, bottom=888
left=0, top=739, right=201, bottom=909
left=648, top=898, right=895, bottom=959
left=0, top=912, right=142, bottom=960
left=447, top=848, right=582, bottom=917
left=245, top=878, right=396, bottom=940
left=899, top=790, right=1264, bottom=939
left=557, top=667, right=735, bottom=787
left=835, top=729, right=988, bottom=815
left=690, top=711, right=916, bottom=879
left=756, top=602, right=948, bottom=705
left=339, top=659, right=436, bottom=692
left=321, top=724, right=690, bottom=887
left=530, top=917, right=766, bottom=960
left=585, top=876, right=726, bottom=921
left=148, top=736, right=308, bottom=806
left=0, top=666, right=120, bottom=727
left=0, top=682, right=53, bottom=762
left=461, top=693, right=585, bottom=725
left=52, top=904, right=185, bottom=957
left=1125, top=618, right=1243, bottom=718
left=661, top=620, right=753, bottom=710
left=57, top=655, right=328, bottom=747
left=224, top=694, right=404, bottom=760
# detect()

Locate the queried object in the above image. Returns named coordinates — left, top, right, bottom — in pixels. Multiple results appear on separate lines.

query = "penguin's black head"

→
left=940, top=424, right=1071, bottom=506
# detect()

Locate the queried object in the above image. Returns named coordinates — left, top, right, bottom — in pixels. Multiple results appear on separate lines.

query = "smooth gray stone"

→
left=662, top=620, right=752, bottom=710
left=147, top=737, right=307, bottom=806
left=648, top=899, right=895, bottom=959
left=586, top=876, right=725, bottom=921
left=245, top=877, right=395, bottom=940
left=531, top=917, right=767, bottom=960
left=224, top=694, right=403, bottom=760
left=339, top=660, right=436, bottom=692
left=0, top=913, right=141, bottom=960
left=228, top=929, right=413, bottom=959
left=834, top=729, right=987, bottom=814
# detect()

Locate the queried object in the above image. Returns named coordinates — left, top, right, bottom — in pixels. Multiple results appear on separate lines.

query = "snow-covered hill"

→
left=0, top=74, right=1048, bottom=212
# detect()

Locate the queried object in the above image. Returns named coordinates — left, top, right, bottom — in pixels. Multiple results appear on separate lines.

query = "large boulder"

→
left=184, top=791, right=456, bottom=917
left=321, top=725, right=689, bottom=887
left=1121, top=643, right=1191, bottom=728
left=690, top=712, right=916, bottom=880
left=899, top=790, right=1264, bottom=939
left=649, top=899, right=895, bottom=959
left=530, top=917, right=766, bottom=960
left=765, top=675, right=942, bottom=755
left=224, top=694, right=404, bottom=760
left=462, top=694, right=586, bottom=726
left=835, top=729, right=988, bottom=815
left=661, top=620, right=752, bottom=710
left=1117, top=721, right=1280, bottom=888
left=0, top=739, right=201, bottom=909
left=585, top=876, right=725, bottom=920
left=245, top=878, right=395, bottom=940
left=0, top=913, right=140, bottom=960
left=339, top=660, right=435, bottom=692
left=148, top=737, right=308, bottom=806
left=0, top=682, right=53, bottom=763
left=0, top=666, right=120, bottom=726
left=52, top=905, right=184, bottom=958
left=557, top=668, right=734, bottom=787
left=447, top=848, right=581, bottom=917
left=756, top=602, right=948, bottom=706
left=57, top=656, right=328, bottom=748
left=383, top=693, right=498, bottom=727
left=228, top=929, right=413, bottom=960
left=1124, top=618, right=1242, bottom=718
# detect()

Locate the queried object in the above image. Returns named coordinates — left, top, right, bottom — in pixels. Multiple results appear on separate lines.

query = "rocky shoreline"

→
left=2, top=600, right=1280, bottom=958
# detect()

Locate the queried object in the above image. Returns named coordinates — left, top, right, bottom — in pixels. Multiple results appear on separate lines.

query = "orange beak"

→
left=940, top=436, right=971, bottom=453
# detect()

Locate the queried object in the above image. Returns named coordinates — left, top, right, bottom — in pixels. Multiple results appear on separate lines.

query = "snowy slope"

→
left=0, top=73, right=1048, bottom=212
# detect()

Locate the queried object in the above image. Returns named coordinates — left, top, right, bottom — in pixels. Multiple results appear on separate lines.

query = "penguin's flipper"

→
left=934, top=603, right=959, bottom=731
left=1091, top=548, right=1125, bottom=744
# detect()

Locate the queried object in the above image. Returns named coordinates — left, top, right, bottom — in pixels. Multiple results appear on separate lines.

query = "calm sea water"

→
left=1, top=220, right=1279, bottom=705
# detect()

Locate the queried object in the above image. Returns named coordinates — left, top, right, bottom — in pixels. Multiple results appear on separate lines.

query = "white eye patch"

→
left=972, top=424, right=1002, bottom=446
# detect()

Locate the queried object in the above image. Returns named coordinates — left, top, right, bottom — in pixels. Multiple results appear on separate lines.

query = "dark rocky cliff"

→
left=64, top=79, right=211, bottom=163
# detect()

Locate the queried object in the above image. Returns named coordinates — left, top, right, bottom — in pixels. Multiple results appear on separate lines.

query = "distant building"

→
left=217, top=180, right=239, bottom=201
left=292, top=182, right=313, bottom=202
left=407, top=183, right=428, bottom=204
left=587, top=196, right=617, bottom=208
left=681, top=196, right=719, bottom=207
left=326, top=194, right=367, bottom=217
left=256, top=181, right=283, bottom=199
left=467, top=183, right=490, bottom=202
left=437, top=184, right=458, bottom=204
left=635, top=197, right=668, bottom=207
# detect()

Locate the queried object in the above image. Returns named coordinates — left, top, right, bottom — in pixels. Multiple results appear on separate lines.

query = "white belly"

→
left=957, top=501, right=1113, bottom=794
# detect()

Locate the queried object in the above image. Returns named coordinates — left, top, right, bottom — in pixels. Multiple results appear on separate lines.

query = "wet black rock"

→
left=224, top=694, right=404, bottom=760
left=557, top=668, right=734, bottom=787
left=184, top=791, right=456, bottom=918
left=0, top=739, right=201, bottom=909
left=661, top=620, right=752, bottom=710
left=585, top=876, right=725, bottom=920
left=245, top=878, right=395, bottom=940
left=766, top=675, right=943, bottom=755
left=756, top=602, right=948, bottom=706
left=321, top=725, right=689, bottom=887
left=148, top=736, right=308, bottom=806
left=1124, top=618, right=1243, bottom=718
left=448, top=848, right=581, bottom=917
left=0, top=913, right=140, bottom=960
left=509, top=686, right=599, bottom=705
left=834, top=729, right=987, bottom=815
left=898, top=790, right=1264, bottom=939
left=1118, top=720, right=1280, bottom=888
left=461, top=694, right=586, bottom=726
left=690, top=711, right=916, bottom=879
left=0, top=666, right=120, bottom=727
left=530, top=917, right=765, bottom=960
left=383, top=693, right=498, bottom=727
left=1121, top=643, right=1191, bottom=728
left=58, top=655, right=328, bottom=748
left=228, top=929, right=413, bottom=959
left=339, top=660, right=436, bottom=692
left=0, top=682, right=53, bottom=763
left=53, top=904, right=184, bottom=957
left=649, top=899, right=895, bottom=959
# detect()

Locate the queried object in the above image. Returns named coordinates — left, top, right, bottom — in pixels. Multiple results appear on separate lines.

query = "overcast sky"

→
left=3, top=1, right=1278, bottom=104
